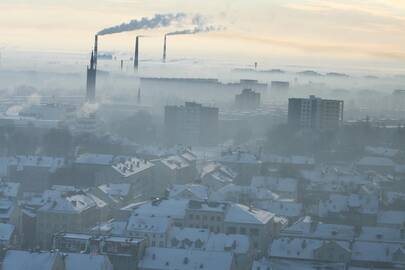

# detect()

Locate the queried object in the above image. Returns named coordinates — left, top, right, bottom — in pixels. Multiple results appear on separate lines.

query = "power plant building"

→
left=288, top=95, right=344, bottom=130
left=165, top=102, right=219, bottom=146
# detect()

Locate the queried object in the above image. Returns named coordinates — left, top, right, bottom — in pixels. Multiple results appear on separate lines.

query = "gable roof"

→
left=2, top=250, right=58, bottom=270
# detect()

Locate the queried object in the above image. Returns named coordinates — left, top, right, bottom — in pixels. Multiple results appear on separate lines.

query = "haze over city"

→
left=1, top=0, right=405, bottom=74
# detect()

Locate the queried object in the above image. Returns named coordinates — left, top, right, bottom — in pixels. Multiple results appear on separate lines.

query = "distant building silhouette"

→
left=235, top=89, right=260, bottom=110
left=165, top=102, right=219, bottom=146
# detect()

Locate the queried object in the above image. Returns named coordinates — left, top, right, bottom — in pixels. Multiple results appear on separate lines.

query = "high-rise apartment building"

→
left=288, top=95, right=344, bottom=130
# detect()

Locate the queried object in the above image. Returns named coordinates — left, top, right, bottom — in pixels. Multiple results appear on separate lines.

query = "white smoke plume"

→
left=79, top=102, right=99, bottom=117
left=98, top=13, right=187, bottom=36
left=97, top=13, right=224, bottom=37
left=166, top=25, right=225, bottom=36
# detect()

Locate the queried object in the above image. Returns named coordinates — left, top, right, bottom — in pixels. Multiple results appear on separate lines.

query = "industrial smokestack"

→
left=86, top=51, right=97, bottom=103
left=163, top=35, right=167, bottom=63
left=94, top=35, right=98, bottom=68
left=134, top=36, right=139, bottom=71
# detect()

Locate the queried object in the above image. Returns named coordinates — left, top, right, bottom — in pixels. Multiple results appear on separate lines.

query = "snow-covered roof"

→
left=256, top=200, right=303, bottom=218
left=2, top=250, right=58, bottom=270
left=112, top=157, right=154, bottom=177
left=225, top=203, right=274, bottom=225
left=136, top=145, right=190, bottom=158
left=217, top=151, right=260, bottom=164
left=291, top=155, right=315, bottom=166
left=281, top=217, right=355, bottom=241
left=39, top=189, right=106, bottom=213
left=75, top=153, right=117, bottom=165
left=270, top=237, right=351, bottom=260
left=261, top=154, right=315, bottom=166
left=357, top=156, right=396, bottom=167
left=300, top=168, right=369, bottom=185
left=181, top=150, right=197, bottom=163
left=252, top=258, right=346, bottom=270
left=169, top=184, right=208, bottom=201
left=365, top=146, right=400, bottom=158
left=2, top=250, right=112, bottom=270
left=160, top=155, right=191, bottom=170
left=9, top=155, right=64, bottom=172
left=377, top=210, right=405, bottom=227
left=201, top=162, right=237, bottom=181
left=318, top=194, right=379, bottom=216
left=138, top=247, right=234, bottom=270
left=133, top=199, right=188, bottom=220
left=127, top=214, right=171, bottom=234
left=0, top=200, right=15, bottom=220
left=210, top=184, right=279, bottom=202
left=98, top=183, right=131, bottom=199
left=251, top=176, right=298, bottom=194
left=357, top=226, right=405, bottom=243
left=90, top=220, right=128, bottom=235
left=352, top=241, right=404, bottom=263
left=205, top=233, right=250, bottom=254
left=64, top=253, right=112, bottom=270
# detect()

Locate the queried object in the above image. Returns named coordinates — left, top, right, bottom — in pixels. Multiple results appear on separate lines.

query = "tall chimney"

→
left=86, top=50, right=97, bottom=103
left=134, top=36, right=139, bottom=71
left=163, top=34, right=167, bottom=63
left=94, top=35, right=98, bottom=68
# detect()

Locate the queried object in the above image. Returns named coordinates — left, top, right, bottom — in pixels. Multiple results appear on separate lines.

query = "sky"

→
left=1, top=0, right=405, bottom=72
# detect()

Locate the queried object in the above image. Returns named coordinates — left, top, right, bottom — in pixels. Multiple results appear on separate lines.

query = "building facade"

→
left=288, top=95, right=344, bottom=130
left=164, top=102, right=219, bottom=146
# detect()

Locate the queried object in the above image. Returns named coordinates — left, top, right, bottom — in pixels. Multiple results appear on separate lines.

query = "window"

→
left=240, top=227, right=246, bottom=234
left=216, top=216, right=221, bottom=222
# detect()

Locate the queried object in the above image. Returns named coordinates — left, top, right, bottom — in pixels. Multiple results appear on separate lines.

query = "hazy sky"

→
left=1, top=0, right=405, bottom=71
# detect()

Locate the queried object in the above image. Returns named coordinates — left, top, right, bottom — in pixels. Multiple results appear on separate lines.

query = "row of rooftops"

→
left=129, top=198, right=280, bottom=226
left=282, top=216, right=405, bottom=243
